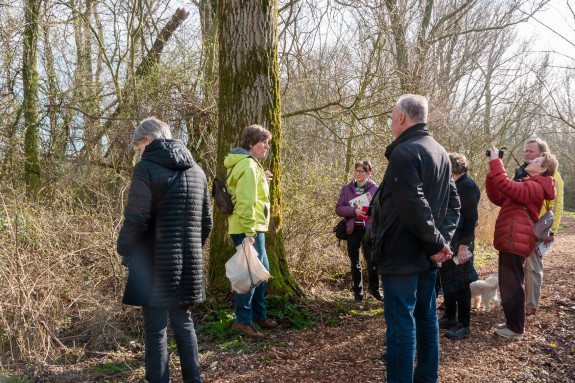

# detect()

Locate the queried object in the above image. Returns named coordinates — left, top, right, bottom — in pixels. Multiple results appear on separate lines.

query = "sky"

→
left=520, top=0, right=575, bottom=65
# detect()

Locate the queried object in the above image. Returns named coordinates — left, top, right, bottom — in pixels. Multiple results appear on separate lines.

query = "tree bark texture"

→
left=209, top=0, right=302, bottom=298
left=23, top=0, right=43, bottom=194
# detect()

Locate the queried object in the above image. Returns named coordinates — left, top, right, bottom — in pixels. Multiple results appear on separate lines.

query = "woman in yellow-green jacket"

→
left=225, top=124, right=277, bottom=338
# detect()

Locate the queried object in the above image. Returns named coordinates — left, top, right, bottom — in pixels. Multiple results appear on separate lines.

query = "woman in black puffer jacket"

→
left=117, top=117, right=212, bottom=383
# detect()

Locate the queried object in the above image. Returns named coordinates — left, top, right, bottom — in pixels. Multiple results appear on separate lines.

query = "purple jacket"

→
left=335, top=179, right=378, bottom=234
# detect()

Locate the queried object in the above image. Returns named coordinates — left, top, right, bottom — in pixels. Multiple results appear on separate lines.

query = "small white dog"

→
left=470, top=276, right=500, bottom=312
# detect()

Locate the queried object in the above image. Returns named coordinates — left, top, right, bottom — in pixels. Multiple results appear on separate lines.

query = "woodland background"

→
left=0, top=0, right=574, bottom=379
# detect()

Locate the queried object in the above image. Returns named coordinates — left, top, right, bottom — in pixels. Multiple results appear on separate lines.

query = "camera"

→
left=486, top=146, right=506, bottom=159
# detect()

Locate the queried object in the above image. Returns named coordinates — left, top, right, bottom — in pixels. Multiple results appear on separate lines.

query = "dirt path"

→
left=201, top=216, right=575, bottom=383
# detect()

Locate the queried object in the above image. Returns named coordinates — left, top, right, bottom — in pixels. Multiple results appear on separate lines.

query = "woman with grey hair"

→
left=438, top=152, right=480, bottom=340
left=117, top=116, right=212, bottom=382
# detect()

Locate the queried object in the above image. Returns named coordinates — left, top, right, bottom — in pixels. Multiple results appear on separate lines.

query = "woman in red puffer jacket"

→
left=485, top=146, right=557, bottom=340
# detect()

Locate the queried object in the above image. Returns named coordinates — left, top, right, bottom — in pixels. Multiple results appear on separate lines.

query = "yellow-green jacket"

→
left=540, top=171, right=564, bottom=234
left=224, top=148, right=270, bottom=236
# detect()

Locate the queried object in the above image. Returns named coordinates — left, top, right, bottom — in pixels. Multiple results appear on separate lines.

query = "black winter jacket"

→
left=438, top=173, right=480, bottom=294
left=117, top=139, right=213, bottom=307
left=371, top=123, right=460, bottom=275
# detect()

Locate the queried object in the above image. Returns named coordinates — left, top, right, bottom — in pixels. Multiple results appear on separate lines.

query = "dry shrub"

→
left=476, top=196, right=498, bottom=246
left=281, top=161, right=353, bottom=293
left=0, top=182, right=140, bottom=363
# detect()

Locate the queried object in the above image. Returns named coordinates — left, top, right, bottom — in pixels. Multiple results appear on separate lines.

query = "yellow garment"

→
left=540, top=172, right=564, bottom=233
left=224, top=151, right=270, bottom=236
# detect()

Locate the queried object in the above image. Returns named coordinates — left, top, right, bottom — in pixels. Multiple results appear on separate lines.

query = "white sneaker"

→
left=494, top=322, right=507, bottom=329
left=495, top=327, right=523, bottom=340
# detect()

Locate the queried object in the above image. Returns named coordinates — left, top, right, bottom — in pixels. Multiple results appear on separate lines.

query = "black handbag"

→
left=333, top=219, right=347, bottom=240
left=333, top=219, right=348, bottom=247
left=212, top=175, right=234, bottom=215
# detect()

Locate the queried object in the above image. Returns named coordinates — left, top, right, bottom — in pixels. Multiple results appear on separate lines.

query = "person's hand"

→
left=489, top=145, right=499, bottom=161
left=246, top=236, right=256, bottom=245
left=457, top=245, right=471, bottom=264
left=543, top=233, right=554, bottom=245
left=264, top=170, right=273, bottom=183
left=354, top=208, right=367, bottom=219
left=430, top=244, right=453, bottom=263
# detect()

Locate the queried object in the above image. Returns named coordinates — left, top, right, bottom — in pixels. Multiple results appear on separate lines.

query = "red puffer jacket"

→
left=485, top=159, right=556, bottom=257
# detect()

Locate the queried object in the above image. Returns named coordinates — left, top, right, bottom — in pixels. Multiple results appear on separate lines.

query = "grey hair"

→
left=132, top=117, right=172, bottom=146
left=525, top=137, right=550, bottom=154
left=396, top=94, right=428, bottom=123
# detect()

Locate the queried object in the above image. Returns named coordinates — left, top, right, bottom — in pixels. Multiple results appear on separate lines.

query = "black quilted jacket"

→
left=117, top=139, right=212, bottom=307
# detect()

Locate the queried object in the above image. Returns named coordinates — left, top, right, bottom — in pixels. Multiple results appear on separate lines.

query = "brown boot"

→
left=254, top=318, right=278, bottom=329
left=232, top=321, right=264, bottom=338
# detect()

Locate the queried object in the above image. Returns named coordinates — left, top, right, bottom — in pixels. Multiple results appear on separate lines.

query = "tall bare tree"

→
left=23, top=0, right=43, bottom=194
left=208, top=0, right=302, bottom=298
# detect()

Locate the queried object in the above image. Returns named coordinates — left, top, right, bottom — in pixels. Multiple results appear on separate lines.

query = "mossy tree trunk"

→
left=208, top=0, right=302, bottom=299
left=23, top=0, right=43, bottom=194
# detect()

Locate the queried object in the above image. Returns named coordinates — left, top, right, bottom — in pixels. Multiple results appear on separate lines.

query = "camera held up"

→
left=486, top=146, right=507, bottom=159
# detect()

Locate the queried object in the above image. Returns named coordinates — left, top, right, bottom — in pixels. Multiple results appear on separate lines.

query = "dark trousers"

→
left=142, top=306, right=203, bottom=383
left=347, top=226, right=380, bottom=295
left=498, top=252, right=526, bottom=334
left=443, top=285, right=471, bottom=327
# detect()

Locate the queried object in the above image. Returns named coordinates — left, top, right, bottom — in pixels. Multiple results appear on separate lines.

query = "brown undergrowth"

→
left=1, top=186, right=574, bottom=381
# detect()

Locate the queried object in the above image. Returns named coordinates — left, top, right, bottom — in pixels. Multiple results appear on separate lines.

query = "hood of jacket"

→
left=224, top=148, right=252, bottom=169
left=141, top=139, right=195, bottom=170
left=528, top=175, right=557, bottom=201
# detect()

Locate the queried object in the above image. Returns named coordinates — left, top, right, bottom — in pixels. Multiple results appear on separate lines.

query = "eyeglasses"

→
left=355, top=170, right=367, bottom=174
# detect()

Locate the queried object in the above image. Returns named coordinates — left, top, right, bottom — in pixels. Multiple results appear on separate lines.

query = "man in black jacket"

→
left=371, top=95, right=460, bottom=383
left=117, top=117, right=212, bottom=383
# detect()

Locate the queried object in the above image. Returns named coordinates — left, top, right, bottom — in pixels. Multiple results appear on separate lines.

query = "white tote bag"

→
left=225, top=238, right=272, bottom=294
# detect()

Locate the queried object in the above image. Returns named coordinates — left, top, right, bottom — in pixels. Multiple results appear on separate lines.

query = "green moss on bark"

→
left=208, top=0, right=302, bottom=300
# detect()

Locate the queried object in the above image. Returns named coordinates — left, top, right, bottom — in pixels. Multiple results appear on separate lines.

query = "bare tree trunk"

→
left=23, top=0, right=43, bottom=194
left=209, top=0, right=302, bottom=298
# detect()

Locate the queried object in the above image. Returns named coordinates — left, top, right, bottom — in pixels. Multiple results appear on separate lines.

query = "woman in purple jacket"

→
left=336, top=161, right=382, bottom=302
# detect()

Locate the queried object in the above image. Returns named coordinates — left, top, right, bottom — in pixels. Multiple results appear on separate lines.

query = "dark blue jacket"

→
left=438, top=173, right=480, bottom=294
left=117, top=139, right=212, bottom=307
left=370, top=124, right=460, bottom=275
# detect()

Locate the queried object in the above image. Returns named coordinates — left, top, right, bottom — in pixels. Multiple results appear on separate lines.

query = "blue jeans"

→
left=382, top=269, right=439, bottom=383
left=230, top=232, right=269, bottom=324
left=142, top=306, right=202, bottom=383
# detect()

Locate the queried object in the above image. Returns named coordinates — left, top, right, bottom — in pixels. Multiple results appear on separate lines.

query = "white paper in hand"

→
left=225, top=237, right=272, bottom=294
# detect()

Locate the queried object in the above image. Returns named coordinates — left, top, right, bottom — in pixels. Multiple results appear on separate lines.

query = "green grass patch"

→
left=264, top=295, right=315, bottom=330
left=0, top=376, right=32, bottom=383
left=473, top=249, right=498, bottom=268
left=326, top=316, right=341, bottom=327
left=562, top=210, right=575, bottom=218
left=92, top=361, right=132, bottom=375
left=196, top=309, right=236, bottom=341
